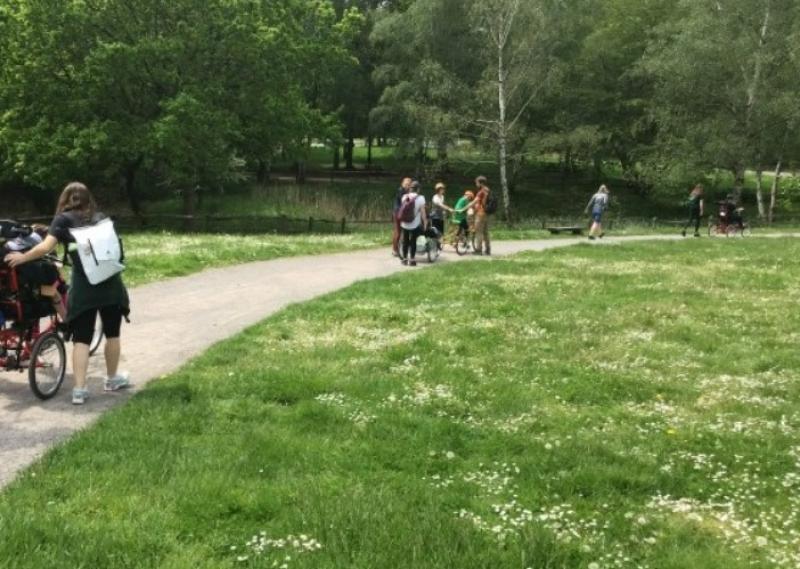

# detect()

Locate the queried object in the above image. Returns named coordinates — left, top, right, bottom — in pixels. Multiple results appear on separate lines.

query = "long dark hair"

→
left=56, top=182, right=97, bottom=222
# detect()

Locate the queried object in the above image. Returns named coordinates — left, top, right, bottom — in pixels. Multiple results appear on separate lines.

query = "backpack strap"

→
left=61, top=243, right=71, bottom=267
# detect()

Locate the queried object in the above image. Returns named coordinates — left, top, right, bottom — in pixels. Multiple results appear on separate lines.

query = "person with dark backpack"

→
left=484, top=191, right=498, bottom=216
left=399, top=181, right=428, bottom=266
left=463, top=176, right=493, bottom=255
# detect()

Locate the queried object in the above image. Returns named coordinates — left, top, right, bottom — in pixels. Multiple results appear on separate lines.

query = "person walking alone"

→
left=398, top=181, right=428, bottom=266
left=4, top=182, right=131, bottom=405
left=585, top=184, right=610, bottom=240
left=681, top=184, right=704, bottom=237
left=392, top=177, right=412, bottom=257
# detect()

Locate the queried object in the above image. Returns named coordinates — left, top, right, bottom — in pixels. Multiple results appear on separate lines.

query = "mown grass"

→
left=120, top=232, right=387, bottom=286
left=3, top=239, right=800, bottom=568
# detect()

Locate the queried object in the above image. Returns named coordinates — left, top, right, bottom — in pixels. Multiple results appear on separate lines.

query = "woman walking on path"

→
left=4, top=182, right=130, bottom=405
left=392, top=177, right=412, bottom=257
left=430, top=182, right=453, bottom=245
left=399, top=182, right=428, bottom=266
left=585, top=184, right=610, bottom=240
left=682, top=184, right=704, bottom=237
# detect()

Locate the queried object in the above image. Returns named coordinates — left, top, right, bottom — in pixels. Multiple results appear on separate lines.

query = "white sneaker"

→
left=72, top=388, right=89, bottom=405
left=104, top=373, right=131, bottom=392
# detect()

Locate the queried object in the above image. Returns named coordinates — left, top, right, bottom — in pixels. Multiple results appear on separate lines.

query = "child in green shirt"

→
left=449, top=190, right=474, bottom=244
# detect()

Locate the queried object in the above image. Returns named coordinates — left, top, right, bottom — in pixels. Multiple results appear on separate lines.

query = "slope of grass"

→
left=121, top=232, right=386, bottom=286
left=2, top=239, right=800, bottom=568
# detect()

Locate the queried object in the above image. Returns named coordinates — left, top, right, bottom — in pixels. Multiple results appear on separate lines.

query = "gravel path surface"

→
left=0, top=234, right=686, bottom=487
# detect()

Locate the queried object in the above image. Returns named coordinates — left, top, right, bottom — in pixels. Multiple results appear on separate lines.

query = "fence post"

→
left=341, top=217, right=347, bottom=234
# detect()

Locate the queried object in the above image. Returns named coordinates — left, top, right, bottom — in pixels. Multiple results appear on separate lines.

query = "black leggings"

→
left=684, top=210, right=701, bottom=234
left=402, top=226, right=423, bottom=259
left=71, top=306, right=123, bottom=345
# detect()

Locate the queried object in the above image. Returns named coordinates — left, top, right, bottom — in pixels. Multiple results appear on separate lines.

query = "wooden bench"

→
left=546, top=225, right=584, bottom=235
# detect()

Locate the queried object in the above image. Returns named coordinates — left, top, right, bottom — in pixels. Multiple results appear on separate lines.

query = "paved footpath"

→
left=0, top=233, right=724, bottom=487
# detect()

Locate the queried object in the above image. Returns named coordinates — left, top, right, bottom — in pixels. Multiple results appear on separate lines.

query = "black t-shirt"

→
left=48, top=211, right=104, bottom=245
left=48, top=211, right=106, bottom=277
left=47, top=210, right=128, bottom=320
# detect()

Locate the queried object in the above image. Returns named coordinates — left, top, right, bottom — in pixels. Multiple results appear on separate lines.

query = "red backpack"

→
left=398, top=194, right=418, bottom=223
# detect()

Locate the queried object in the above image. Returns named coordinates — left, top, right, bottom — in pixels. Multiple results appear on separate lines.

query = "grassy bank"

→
left=121, top=232, right=386, bottom=286
left=2, top=238, right=799, bottom=568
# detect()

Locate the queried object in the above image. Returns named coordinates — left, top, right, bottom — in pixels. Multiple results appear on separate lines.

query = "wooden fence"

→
left=14, top=213, right=800, bottom=235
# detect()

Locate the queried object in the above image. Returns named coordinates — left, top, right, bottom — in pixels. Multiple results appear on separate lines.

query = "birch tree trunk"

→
left=737, top=0, right=771, bottom=201
left=755, top=168, right=765, bottom=219
left=768, top=159, right=782, bottom=225
left=733, top=165, right=746, bottom=202
left=497, top=45, right=511, bottom=221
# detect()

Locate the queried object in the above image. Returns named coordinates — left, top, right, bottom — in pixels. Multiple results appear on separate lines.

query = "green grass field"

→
left=2, top=239, right=800, bottom=568
left=120, top=232, right=386, bottom=286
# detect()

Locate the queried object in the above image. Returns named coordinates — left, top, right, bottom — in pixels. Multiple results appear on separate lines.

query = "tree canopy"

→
left=0, top=0, right=798, bottom=217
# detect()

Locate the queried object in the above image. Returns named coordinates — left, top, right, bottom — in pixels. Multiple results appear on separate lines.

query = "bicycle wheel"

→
left=455, top=233, right=468, bottom=256
left=726, top=224, right=743, bottom=238
left=89, top=315, right=104, bottom=356
left=28, top=331, right=66, bottom=400
left=427, top=239, right=440, bottom=263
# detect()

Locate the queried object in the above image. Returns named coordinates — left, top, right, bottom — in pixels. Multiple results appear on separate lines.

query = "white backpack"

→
left=68, top=217, right=125, bottom=285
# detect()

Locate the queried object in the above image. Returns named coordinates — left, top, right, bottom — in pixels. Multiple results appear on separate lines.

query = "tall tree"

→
left=641, top=0, right=798, bottom=200
left=0, top=0, right=354, bottom=211
left=370, top=0, right=477, bottom=177
left=469, top=0, right=554, bottom=219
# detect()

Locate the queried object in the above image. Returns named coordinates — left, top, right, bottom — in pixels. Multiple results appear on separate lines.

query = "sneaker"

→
left=681, top=230, right=686, bottom=237
left=401, top=258, right=408, bottom=266
left=588, top=236, right=596, bottom=240
left=72, top=388, right=89, bottom=405
left=472, top=251, right=483, bottom=256
left=104, top=373, right=131, bottom=392
left=598, top=233, right=605, bottom=239
left=409, top=260, right=417, bottom=267
left=693, top=233, right=700, bottom=238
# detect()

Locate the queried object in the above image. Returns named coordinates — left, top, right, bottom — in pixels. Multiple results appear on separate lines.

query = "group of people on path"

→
left=391, top=176, right=495, bottom=265
left=390, top=179, right=742, bottom=252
